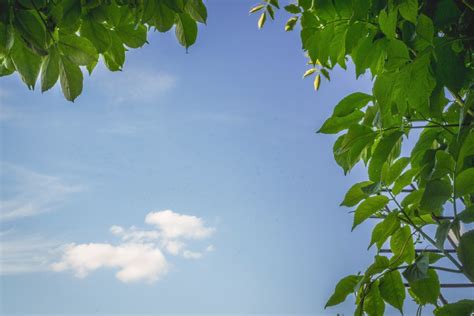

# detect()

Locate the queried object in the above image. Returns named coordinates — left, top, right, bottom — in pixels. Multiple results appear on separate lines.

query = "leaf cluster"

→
left=252, top=0, right=474, bottom=314
left=0, top=0, right=206, bottom=101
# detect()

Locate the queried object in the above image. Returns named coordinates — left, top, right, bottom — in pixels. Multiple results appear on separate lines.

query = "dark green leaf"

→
left=408, top=269, right=440, bottom=305
left=284, top=4, right=301, bottom=14
left=11, top=36, right=41, bottom=89
left=402, top=253, right=429, bottom=282
left=435, top=299, right=474, bottom=316
left=419, top=179, right=452, bottom=214
left=13, top=9, right=47, bottom=55
left=435, top=220, right=451, bottom=250
left=457, top=230, right=474, bottom=282
left=456, top=168, right=474, bottom=197
left=154, top=2, right=176, bottom=32
left=458, top=206, right=474, bottom=224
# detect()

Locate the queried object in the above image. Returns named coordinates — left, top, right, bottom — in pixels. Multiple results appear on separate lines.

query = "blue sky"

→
left=0, top=1, right=468, bottom=315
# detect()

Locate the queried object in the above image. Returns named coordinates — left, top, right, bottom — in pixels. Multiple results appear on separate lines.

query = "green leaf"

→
left=415, top=14, right=434, bottom=51
left=284, top=4, right=301, bottom=14
left=103, top=32, right=125, bottom=71
left=336, top=125, right=376, bottom=173
left=325, top=274, right=361, bottom=308
left=364, top=281, right=385, bottom=316
left=40, top=46, right=60, bottom=92
left=333, top=92, right=373, bottom=117
left=116, top=24, right=147, bottom=48
left=382, top=157, right=410, bottom=186
left=434, top=220, right=451, bottom=250
left=154, top=2, right=176, bottom=32
left=419, top=179, right=452, bottom=214
left=285, top=16, right=298, bottom=32
left=13, top=9, right=47, bottom=55
left=457, top=230, right=474, bottom=282
left=318, top=110, right=364, bottom=134
left=379, top=270, right=405, bottom=314
left=459, top=205, right=474, bottom=224
left=378, top=9, right=397, bottom=39
left=59, top=54, right=83, bottom=101
left=398, top=0, right=418, bottom=24
left=341, top=181, right=373, bottom=207
left=175, top=13, right=198, bottom=49
left=80, top=18, right=112, bottom=53
left=366, top=255, right=389, bottom=276
left=428, top=253, right=444, bottom=264
left=390, top=225, right=415, bottom=264
left=408, top=269, right=440, bottom=305
left=456, top=168, right=474, bottom=197
left=369, top=212, right=400, bottom=249
left=435, top=299, right=474, bottom=316
left=368, top=132, right=403, bottom=182
left=10, top=36, right=41, bottom=89
left=185, top=0, right=207, bottom=24
left=392, top=168, right=417, bottom=195
left=385, top=39, right=409, bottom=70
left=431, top=150, right=455, bottom=179
left=402, top=253, right=429, bottom=282
left=60, top=0, right=82, bottom=31
left=352, top=195, right=389, bottom=230
left=58, top=34, right=98, bottom=66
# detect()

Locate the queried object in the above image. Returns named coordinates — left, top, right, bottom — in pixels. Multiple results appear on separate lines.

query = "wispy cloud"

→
left=0, top=232, right=63, bottom=275
left=0, top=163, right=83, bottom=221
left=95, top=65, right=176, bottom=104
left=52, top=210, right=215, bottom=283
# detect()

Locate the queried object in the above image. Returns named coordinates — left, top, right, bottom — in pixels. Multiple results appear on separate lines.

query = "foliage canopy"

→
left=0, top=0, right=206, bottom=101
left=252, top=0, right=474, bottom=314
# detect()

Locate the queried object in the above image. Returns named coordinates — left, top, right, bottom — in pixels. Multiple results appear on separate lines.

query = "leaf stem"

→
left=385, top=188, right=463, bottom=271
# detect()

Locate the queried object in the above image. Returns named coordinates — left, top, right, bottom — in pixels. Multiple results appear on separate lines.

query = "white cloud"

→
left=0, top=163, right=83, bottom=221
left=52, top=210, right=215, bottom=283
left=145, top=209, right=215, bottom=240
left=206, top=245, right=215, bottom=252
left=95, top=65, right=176, bottom=104
left=52, top=243, right=168, bottom=283
left=182, top=250, right=203, bottom=260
